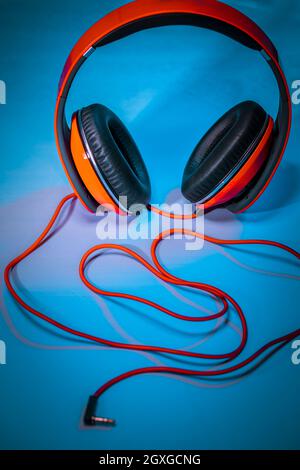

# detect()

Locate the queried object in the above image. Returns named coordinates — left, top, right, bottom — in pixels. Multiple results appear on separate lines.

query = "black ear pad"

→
left=79, top=104, right=151, bottom=210
left=181, top=101, right=269, bottom=204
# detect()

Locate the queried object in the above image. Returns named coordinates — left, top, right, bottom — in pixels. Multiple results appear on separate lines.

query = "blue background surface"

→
left=0, top=0, right=299, bottom=450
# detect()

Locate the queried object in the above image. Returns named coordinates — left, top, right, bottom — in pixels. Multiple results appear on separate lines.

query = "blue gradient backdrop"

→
left=0, top=0, right=299, bottom=450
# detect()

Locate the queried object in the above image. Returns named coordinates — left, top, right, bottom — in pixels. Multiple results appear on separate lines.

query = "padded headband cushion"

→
left=80, top=104, right=151, bottom=209
left=181, top=101, right=269, bottom=203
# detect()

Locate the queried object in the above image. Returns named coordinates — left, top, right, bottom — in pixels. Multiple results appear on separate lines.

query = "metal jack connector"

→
left=91, top=416, right=115, bottom=426
left=84, top=396, right=116, bottom=426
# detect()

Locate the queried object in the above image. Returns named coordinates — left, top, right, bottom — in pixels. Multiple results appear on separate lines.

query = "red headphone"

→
left=55, top=0, right=291, bottom=215
left=5, top=1, right=299, bottom=427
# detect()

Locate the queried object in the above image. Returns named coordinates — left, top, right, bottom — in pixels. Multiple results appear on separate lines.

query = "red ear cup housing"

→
left=181, top=101, right=274, bottom=209
left=70, top=104, right=151, bottom=213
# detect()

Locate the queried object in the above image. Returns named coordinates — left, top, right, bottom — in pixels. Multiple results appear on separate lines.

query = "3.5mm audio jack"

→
left=84, top=396, right=115, bottom=426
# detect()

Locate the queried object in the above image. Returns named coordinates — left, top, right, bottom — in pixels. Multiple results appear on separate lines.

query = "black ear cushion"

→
left=181, top=101, right=269, bottom=203
left=80, top=104, right=151, bottom=209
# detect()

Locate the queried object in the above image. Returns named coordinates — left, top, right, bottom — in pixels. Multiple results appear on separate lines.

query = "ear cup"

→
left=79, top=104, right=151, bottom=209
left=181, top=101, right=270, bottom=204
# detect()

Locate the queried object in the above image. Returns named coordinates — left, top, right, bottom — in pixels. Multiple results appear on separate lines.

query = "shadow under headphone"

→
left=5, top=0, right=299, bottom=427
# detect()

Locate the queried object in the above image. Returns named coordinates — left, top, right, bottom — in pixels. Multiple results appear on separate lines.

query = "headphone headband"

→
left=55, top=0, right=291, bottom=213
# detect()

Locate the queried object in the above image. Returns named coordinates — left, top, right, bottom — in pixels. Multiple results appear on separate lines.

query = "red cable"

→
left=4, top=194, right=300, bottom=422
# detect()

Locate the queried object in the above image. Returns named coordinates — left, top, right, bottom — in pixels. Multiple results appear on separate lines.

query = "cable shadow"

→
left=105, top=297, right=226, bottom=339
left=220, top=245, right=300, bottom=270
left=13, top=300, right=92, bottom=345
left=178, top=340, right=292, bottom=384
left=211, top=244, right=300, bottom=281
